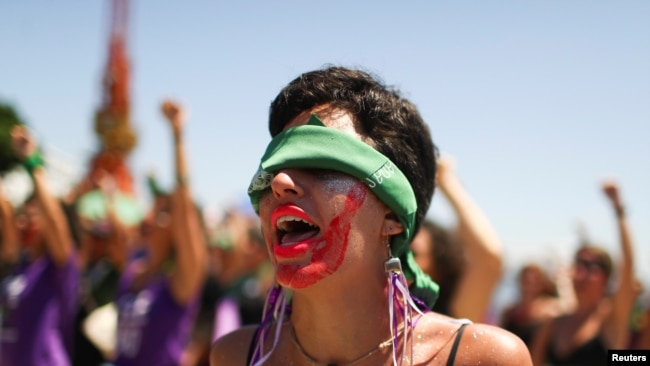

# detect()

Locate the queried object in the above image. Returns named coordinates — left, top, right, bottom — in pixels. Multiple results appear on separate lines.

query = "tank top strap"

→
left=446, top=322, right=469, bottom=366
left=246, top=325, right=262, bottom=366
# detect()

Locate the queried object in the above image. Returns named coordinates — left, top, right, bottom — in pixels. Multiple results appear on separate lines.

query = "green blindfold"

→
left=248, top=114, right=438, bottom=308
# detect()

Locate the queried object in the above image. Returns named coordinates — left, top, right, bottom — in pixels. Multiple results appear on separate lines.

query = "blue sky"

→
left=1, top=1, right=649, bottom=292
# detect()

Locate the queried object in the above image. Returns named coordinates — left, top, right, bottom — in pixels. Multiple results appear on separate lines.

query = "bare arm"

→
left=11, top=126, right=73, bottom=266
left=529, top=318, right=554, bottom=366
left=456, top=323, right=533, bottom=366
left=601, top=181, right=636, bottom=349
left=162, top=100, right=207, bottom=305
left=0, top=179, right=19, bottom=264
left=210, top=325, right=258, bottom=366
left=437, top=156, right=503, bottom=321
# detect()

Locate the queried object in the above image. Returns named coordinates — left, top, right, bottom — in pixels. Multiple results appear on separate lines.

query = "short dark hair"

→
left=575, top=244, right=613, bottom=280
left=269, top=66, right=438, bottom=233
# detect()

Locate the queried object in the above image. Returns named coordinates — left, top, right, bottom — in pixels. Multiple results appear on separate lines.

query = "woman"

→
left=530, top=181, right=636, bottom=366
left=111, top=99, right=207, bottom=366
left=501, top=263, right=575, bottom=346
left=211, top=66, right=531, bottom=365
left=0, top=126, right=80, bottom=366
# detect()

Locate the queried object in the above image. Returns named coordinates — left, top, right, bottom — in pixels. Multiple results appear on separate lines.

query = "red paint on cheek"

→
left=316, top=183, right=366, bottom=267
left=278, top=182, right=367, bottom=288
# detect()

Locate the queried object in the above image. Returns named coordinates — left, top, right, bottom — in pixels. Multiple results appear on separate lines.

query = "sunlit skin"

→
left=257, top=106, right=391, bottom=290
left=210, top=72, right=534, bottom=366
left=262, top=180, right=367, bottom=288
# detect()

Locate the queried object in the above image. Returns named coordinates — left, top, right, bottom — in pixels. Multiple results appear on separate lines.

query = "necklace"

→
left=290, top=325, right=404, bottom=366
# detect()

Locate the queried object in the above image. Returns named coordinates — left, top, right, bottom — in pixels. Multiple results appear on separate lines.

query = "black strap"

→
left=246, top=325, right=262, bottom=366
left=446, top=323, right=468, bottom=366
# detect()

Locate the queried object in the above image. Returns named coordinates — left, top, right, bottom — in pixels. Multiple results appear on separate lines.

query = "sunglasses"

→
left=574, top=258, right=605, bottom=273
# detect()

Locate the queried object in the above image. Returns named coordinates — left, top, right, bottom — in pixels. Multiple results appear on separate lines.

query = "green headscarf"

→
left=76, top=189, right=144, bottom=227
left=248, top=115, right=438, bottom=308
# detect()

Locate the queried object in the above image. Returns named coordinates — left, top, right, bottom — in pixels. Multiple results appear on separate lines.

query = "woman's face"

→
left=257, top=107, right=395, bottom=289
left=15, top=199, right=43, bottom=248
left=140, top=195, right=173, bottom=253
left=519, top=266, right=545, bottom=297
left=572, top=249, right=608, bottom=299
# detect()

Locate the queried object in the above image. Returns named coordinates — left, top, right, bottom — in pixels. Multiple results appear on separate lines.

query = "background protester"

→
left=530, top=181, right=637, bottom=366
left=0, top=126, right=80, bottom=366
left=501, top=262, right=576, bottom=346
left=111, top=99, right=207, bottom=366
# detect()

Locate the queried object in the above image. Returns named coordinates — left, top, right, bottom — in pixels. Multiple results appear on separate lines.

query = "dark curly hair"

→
left=268, top=66, right=438, bottom=234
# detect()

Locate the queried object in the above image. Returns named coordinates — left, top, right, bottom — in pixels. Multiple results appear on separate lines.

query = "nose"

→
left=270, top=169, right=305, bottom=199
left=572, top=264, right=587, bottom=280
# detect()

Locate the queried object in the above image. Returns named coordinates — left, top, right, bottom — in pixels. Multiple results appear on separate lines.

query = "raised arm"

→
left=0, top=178, right=19, bottom=265
left=436, top=155, right=503, bottom=322
left=601, top=180, right=636, bottom=348
left=161, top=99, right=207, bottom=305
left=11, top=126, right=73, bottom=266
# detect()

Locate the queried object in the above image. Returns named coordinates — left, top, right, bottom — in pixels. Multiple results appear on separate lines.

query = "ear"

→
left=381, top=214, right=404, bottom=236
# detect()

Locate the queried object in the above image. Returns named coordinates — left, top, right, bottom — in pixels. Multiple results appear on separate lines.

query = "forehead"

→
left=576, top=248, right=600, bottom=260
left=18, top=199, right=38, bottom=212
left=284, top=105, right=363, bottom=139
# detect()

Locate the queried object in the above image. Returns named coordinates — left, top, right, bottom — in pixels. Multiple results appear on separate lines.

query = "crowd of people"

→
left=0, top=100, right=271, bottom=366
left=0, top=66, right=648, bottom=366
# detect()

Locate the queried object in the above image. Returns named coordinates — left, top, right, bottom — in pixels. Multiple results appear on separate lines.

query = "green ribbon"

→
left=248, top=114, right=438, bottom=308
left=22, top=149, right=45, bottom=175
left=147, top=175, right=167, bottom=196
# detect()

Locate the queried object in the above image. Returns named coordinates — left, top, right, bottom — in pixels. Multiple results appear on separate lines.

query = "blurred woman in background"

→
left=530, top=181, right=637, bottom=366
left=111, top=99, right=207, bottom=366
left=501, top=263, right=576, bottom=346
left=0, top=126, right=80, bottom=366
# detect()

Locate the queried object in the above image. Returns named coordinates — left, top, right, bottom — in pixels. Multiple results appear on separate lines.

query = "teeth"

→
left=276, top=215, right=312, bottom=231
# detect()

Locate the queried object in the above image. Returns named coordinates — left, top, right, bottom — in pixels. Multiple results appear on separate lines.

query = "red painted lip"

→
left=274, top=242, right=311, bottom=259
left=271, top=204, right=314, bottom=230
left=271, top=204, right=319, bottom=260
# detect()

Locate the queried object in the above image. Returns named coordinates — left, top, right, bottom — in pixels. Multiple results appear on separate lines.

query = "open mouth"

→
left=276, top=215, right=320, bottom=245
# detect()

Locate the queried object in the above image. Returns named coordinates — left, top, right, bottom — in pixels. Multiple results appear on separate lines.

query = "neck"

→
left=289, top=273, right=396, bottom=365
left=26, top=241, right=44, bottom=261
left=575, top=296, right=604, bottom=317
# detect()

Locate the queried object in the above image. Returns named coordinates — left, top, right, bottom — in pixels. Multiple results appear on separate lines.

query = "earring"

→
left=250, top=283, right=288, bottom=366
left=384, top=248, right=423, bottom=365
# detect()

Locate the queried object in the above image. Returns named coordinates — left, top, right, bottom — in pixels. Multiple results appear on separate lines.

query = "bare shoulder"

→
left=454, top=323, right=532, bottom=365
left=414, top=313, right=531, bottom=365
left=210, top=325, right=259, bottom=366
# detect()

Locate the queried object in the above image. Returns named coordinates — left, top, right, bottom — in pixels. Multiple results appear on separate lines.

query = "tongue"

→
left=281, top=230, right=319, bottom=245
